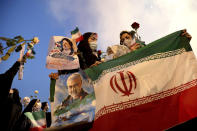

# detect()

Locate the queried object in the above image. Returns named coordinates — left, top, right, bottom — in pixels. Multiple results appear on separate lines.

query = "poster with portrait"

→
left=50, top=70, right=95, bottom=127
left=46, top=36, right=80, bottom=70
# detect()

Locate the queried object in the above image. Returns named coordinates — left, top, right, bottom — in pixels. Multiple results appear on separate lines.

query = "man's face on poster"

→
left=67, top=74, right=82, bottom=99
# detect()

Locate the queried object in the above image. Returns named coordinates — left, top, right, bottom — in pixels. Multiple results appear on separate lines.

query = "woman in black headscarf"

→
left=14, top=99, right=38, bottom=131
left=5, top=88, right=22, bottom=131
left=78, top=32, right=101, bottom=70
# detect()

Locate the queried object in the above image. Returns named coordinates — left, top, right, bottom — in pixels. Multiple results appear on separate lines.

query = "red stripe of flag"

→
left=29, top=125, right=46, bottom=131
left=91, top=80, right=197, bottom=131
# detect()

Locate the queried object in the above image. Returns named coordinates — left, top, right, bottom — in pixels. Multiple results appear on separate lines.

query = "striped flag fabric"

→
left=85, top=30, right=197, bottom=130
left=25, top=111, right=46, bottom=131
left=71, top=27, right=83, bottom=42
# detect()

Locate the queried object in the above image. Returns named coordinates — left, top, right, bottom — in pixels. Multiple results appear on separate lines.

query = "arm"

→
left=4, top=61, right=21, bottom=79
left=4, top=56, right=26, bottom=79
left=0, top=61, right=21, bottom=101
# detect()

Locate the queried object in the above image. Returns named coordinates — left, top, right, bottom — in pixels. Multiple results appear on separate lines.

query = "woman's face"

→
left=88, top=33, right=98, bottom=51
left=62, top=40, right=71, bottom=50
left=120, top=33, right=132, bottom=44
left=88, top=33, right=98, bottom=44
left=44, top=103, right=49, bottom=111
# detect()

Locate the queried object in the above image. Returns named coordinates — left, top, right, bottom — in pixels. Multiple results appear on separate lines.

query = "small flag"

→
left=25, top=111, right=46, bottom=131
left=71, top=27, right=83, bottom=42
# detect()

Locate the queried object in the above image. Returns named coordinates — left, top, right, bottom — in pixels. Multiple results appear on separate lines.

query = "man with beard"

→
left=62, top=73, right=88, bottom=107
left=42, top=102, right=51, bottom=127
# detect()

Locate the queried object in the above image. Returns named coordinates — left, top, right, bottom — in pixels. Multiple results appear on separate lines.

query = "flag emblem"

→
left=110, top=70, right=137, bottom=96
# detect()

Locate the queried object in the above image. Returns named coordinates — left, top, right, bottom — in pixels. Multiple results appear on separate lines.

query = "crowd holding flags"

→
left=85, top=30, right=197, bottom=130
left=1, top=22, right=197, bottom=130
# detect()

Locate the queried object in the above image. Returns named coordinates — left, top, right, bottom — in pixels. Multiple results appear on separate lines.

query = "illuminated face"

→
left=23, top=97, right=30, bottom=107
left=120, top=33, right=133, bottom=44
left=67, top=74, right=82, bottom=99
left=9, top=89, right=14, bottom=94
left=44, top=103, right=49, bottom=111
left=88, top=33, right=98, bottom=51
left=62, top=40, right=71, bottom=50
left=88, top=33, right=98, bottom=44
left=32, top=100, right=41, bottom=112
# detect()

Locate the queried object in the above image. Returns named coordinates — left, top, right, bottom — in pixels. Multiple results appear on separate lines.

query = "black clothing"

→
left=58, top=69, right=79, bottom=75
left=0, top=61, right=21, bottom=131
left=0, top=61, right=20, bottom=101
left=166, top=117, right=197, bottom=130
left=46, top=112, right=52, bottom=128
left=14, top=99, right=38, bottom=131
left=77, top=32, right=99, bottom=70
left=45, top=121, right=94, bottom=131
left=5, top=94, right=22, bottom=131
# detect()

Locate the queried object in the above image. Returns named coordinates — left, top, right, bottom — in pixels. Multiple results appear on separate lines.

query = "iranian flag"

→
left=71, top=27, right=83, bottom=42
left=25, top=111, right=47, bottom=131
left=85, top=30, right=197, bottom=130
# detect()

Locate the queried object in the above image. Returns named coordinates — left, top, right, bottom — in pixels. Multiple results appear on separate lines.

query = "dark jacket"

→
left=14, top=99, right=38, bottom=131
left=0, top=61, right=21, bottom=131
left=0, top=61, right=20, bottom=101
left=5, top=92, right=22, bottom=131
left=46, top=112, right=52, bottom=128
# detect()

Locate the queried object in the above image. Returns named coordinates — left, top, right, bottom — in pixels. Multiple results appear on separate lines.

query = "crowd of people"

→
left=0, top=56, right=51, bottom=131
left=78, top=30, right=146, bottom=69
left=0, top=25, right=192, bottom=131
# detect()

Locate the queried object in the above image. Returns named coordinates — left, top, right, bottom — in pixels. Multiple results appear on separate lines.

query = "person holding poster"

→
left=47, top=29, right=96, bottom=130
left=78, top=32, right=101, bottom=69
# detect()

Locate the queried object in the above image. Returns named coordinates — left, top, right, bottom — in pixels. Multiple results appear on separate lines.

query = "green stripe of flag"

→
left=25, top=111, right=46, bottom=121
left=84, top=30, right=192, bottom=81
left=71, top=27, right=79, bottom=35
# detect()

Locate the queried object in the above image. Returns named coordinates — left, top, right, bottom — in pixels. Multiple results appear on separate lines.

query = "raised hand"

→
left=181, top=29, right=192, bottom=41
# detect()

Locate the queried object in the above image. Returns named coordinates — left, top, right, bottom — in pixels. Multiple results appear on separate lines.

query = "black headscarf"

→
left=78, top=32, right=93, bottom=53
left=23, top=99, right=37, bottom=113
left=41, top=102, right=47, bottom=110
left=78, top=32, right=99, bottom=69
left=8, top=88, right=22, bottom=106
left=13, top=99, right=38, bottom=131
